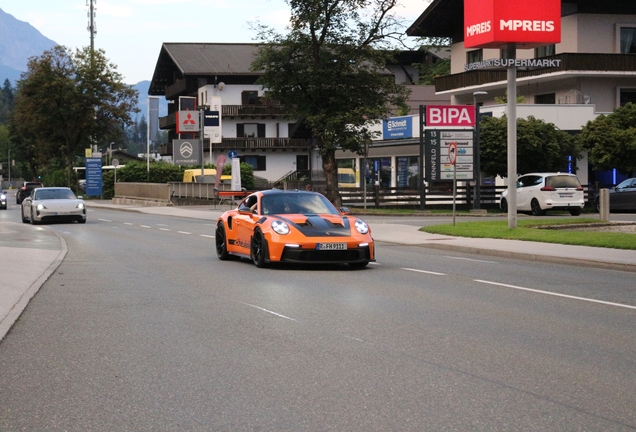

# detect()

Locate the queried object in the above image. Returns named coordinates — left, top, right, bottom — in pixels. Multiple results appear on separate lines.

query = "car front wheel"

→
left=215, top=222, right=236, bottom=260
left=500, top=198, right=508, bottom=213
left=251, top=229, right=268, bottom=268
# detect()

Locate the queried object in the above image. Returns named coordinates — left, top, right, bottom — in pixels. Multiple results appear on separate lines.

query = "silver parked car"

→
left=21, top=187, right=87, bottom=224
left=595, top=178, right=636, bottom=212
left=500, top=172, right=585, bottom=216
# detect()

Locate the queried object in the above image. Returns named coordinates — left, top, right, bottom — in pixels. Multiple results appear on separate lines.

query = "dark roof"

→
left=407, top=0, right=636, bottom=41
left=149, top=43, right=262, bottom=95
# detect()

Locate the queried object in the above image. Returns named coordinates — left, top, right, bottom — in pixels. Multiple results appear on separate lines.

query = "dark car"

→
left=596, top=178, right=636, bottom=212
left=16, top=182, right=43, bottom=204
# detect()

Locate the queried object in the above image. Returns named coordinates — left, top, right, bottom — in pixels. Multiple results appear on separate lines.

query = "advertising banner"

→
left=464, top=0, right=561, bottom=49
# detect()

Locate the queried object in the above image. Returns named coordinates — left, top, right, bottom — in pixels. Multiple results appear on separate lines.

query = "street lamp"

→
left=109, top=142, right=114, bottom=166
left=473, top=91, right=488, bottom=209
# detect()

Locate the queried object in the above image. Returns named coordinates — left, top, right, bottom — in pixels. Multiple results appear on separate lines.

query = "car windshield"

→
left=545, top=175, right=580, bottom=188
left=261, top=193, right=339, bottom=215
left=35, top=189, right=77, bottom=200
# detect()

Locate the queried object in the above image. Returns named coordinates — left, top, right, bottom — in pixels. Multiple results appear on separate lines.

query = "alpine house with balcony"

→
left=149, top=43, right=315, bottom=183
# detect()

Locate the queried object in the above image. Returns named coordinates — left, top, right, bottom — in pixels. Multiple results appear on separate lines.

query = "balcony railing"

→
left=159, top=137, right=311, bottom=155
left=159, top=104, right=289, bottom=129
left=435, top=53, right=636, bottom=92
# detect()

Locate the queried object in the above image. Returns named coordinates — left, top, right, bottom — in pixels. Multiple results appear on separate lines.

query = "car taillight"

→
left=540, top=186, right=556, bottom=191
left=576, top=185, right=583, bottom=191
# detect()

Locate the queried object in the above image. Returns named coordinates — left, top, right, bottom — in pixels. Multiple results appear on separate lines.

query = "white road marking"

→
left=160, top=228, right=170, bottom=231
left=445, top=256, right=497, bottom=264
left=140, top=225, right=151, bottom=228
left=475, top=280, right=636, bottom=310
left=124, top=223, right=133, bottom=225
left=402, top=267, right=446, bottom=276
left=241, top=302, right=297, bottom=321
left=177, top=231, right=192, bottom=235
left=200, top=235, right=215, bottom=238
left=98, top=219, right=112, bottom=222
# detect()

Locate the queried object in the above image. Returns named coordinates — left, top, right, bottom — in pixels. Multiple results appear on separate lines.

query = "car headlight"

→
left=0, top=194, right=6, bottom=199
left=354, top=219, right=369, bottom=234
left=36, top=204, right=47, bottom=210
left=271, top=220, right=290, bottom=235
left=76, top=202, right=85, bottom=209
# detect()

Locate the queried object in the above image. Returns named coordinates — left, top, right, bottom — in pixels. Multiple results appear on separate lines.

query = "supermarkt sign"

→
left=464, top=57, right=561, bottom=71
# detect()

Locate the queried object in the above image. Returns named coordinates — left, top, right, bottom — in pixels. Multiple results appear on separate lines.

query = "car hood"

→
left=272, top=214, right=353, bottom=237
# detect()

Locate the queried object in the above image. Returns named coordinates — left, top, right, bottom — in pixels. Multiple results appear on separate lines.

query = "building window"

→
left=241, top=91, right=259, bottom=105
left=240, top=155, right=266, bottom=171
left=237, top=123, right=266, bottom=138
left=535, top=44, right=556, bottom=58
left=535, top=93, right=556, bottom=104
left=620, top=89, right=636, bottom=106
left=620, top=28, right=636, bottom=53
left=466, top=49, right=483, bottom=64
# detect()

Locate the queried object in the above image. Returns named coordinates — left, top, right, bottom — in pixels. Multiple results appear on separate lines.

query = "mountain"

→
left=0, top=7, right=57, bottom=81
left=131, top=81, right=168, bottom=119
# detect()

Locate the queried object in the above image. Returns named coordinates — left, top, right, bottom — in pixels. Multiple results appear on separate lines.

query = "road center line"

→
left=402, top=267, right=446, bottom=276
left=240, top=302, right=297, bottom=321
left=140, top=225, right=151, bottom=228
left=98, top=219, right=112, bottom=222
left=200, top=235, right=215, bottom=238
left=177, top=231, right=192, bottom=235
left=475, top=280, right=636, bottom=310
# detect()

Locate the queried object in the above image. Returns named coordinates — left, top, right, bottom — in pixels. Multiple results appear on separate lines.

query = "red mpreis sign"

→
left=464, top=0, right=561, bottom=49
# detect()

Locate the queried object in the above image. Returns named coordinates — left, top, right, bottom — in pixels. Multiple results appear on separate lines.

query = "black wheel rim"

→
left=252, top=232, right=263, bottom=264
left=216, top=225, right=226, bottom=255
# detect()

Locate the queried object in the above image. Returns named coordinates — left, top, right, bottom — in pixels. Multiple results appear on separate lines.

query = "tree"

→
left=479, top=115, right=580, bottom=178
left=0, top=79, right=14, bottom=124
left=251, top=0, right=410, bottom=206
left=577, top=102, right=636, bottom=177
left=9, top=46, right=138, bottom=184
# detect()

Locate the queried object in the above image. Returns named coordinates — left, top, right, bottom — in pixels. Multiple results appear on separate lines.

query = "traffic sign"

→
left=228, top=150, right=238, bottom=159
left=448, top=142, right=457, bottom=165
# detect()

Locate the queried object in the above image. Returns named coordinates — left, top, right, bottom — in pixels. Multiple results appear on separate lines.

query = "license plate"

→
left=56, top=212, right=70, bottom=215
left=317, top=243, right=347, bottom=250
left=559, top=193, right=573, bottom=198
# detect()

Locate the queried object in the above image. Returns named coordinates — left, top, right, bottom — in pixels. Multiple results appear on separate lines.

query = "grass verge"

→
left=420, top=218, right=636, bottom=250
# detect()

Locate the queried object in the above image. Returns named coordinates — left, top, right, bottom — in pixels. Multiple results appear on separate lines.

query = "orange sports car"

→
left=215, top=189, right=375, bottom=268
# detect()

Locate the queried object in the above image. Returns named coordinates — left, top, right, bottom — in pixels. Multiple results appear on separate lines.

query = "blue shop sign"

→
left=383, top=116, right=413, bottom=140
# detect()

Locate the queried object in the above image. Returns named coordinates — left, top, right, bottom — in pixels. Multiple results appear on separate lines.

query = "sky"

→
left=3, top=0, right=431, bottom=85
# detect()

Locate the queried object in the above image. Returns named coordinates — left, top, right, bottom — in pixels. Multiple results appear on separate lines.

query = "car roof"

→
left=257, top=189, right=317, bottom=196
left=519, top=172, right=577, bottom=177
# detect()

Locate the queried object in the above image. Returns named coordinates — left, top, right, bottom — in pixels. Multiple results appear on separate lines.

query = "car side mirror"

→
left=340, top=206, right=351, bottom=215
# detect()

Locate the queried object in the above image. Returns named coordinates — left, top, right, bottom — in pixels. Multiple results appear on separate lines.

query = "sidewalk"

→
left=2, top=200, right=635, bottom=341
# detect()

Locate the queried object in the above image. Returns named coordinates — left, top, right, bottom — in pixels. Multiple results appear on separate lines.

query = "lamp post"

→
left=109, top=142, right=114, bottom=166
left=473, top=91, right=487, bottom=209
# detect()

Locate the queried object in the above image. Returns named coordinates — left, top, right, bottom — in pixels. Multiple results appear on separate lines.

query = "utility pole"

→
left=87, top=0, right=97, bottom=52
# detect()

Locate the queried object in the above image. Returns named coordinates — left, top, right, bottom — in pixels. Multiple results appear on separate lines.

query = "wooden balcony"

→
left=435, top=53, right=636, bottom=92
left=159, top=104, right=289, bottom=129
left=159, top=137, right=311, bottom=156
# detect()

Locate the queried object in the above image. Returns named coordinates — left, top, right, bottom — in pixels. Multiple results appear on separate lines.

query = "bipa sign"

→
left=425, top=105, right=476, bottom=127
left=464, top=0, right=561, bottom=49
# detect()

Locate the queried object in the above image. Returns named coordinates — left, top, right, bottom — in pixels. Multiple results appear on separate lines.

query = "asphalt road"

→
left=1, top=206, right=635, bottom=431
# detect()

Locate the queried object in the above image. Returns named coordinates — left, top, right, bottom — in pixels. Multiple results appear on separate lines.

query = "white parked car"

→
left=500, top=173, right=585, bottom=216
left=21, top=187, right=87, bottom=224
